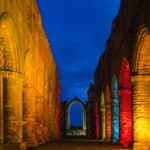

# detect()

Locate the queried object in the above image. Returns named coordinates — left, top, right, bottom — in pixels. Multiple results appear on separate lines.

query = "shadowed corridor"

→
left=28, top=138, right=131, bottom=150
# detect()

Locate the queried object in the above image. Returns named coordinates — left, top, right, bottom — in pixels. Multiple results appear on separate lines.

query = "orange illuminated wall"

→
left=95, top=101, right=100, bottom=139
left=105, top=85, right=112, bottom=142
left=118, top=57, right=132, bottom=147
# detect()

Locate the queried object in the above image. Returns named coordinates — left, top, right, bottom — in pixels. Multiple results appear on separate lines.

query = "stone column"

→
left=132, top=75, right=150, bottom=150
left=66, top=106, right=70, bottom=131
left=23, top=86, right=38, bottom=147
left=105, top=100, right=112, bottom=142
left=118, top=89, right=132, bottom=147
left=111, top=95, right=119, bottom=144
left=83, top=108, right=86, bottom=130
left=100, top=105, right=106, bottom=141
left=36, top=96, right=46, bottom=144
left=3, top=75, right=26, bottom=150
left=0, top=75, right=3, bottom=144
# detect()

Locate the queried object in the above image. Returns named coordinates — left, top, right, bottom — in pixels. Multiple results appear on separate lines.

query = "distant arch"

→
left=66, top=98, right=86, bottom=136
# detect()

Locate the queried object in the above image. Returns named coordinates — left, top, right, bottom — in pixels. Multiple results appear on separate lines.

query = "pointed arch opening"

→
left=0, top=16, right=22, bottom=144
left=67, top=98, right=86, bottom=136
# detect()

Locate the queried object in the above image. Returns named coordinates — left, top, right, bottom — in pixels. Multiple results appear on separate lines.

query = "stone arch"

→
left=105, top=85, right=112, bottom=142
left=0, top=14, right=23, bottom=144
left=118, top=57, right=132, bottom=147
left=66, top=98, right=86, bottom=136
left=132, top=26, right=150, bottom=149
left=100, top=92, right=106, bottom=141
left=132, top=25, right=150, bottom=74
left=111, top=75, right=119, bottom=144
left=0, top=13, right=21, bottom=72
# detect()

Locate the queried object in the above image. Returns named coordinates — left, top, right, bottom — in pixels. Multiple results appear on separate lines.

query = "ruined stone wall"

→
left=0, top=0, right=60, bottom=149
left=92, top=0, right=150, bottom=149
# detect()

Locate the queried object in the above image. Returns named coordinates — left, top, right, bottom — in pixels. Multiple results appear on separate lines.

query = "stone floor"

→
left=28, top=138, right=131, bottom=150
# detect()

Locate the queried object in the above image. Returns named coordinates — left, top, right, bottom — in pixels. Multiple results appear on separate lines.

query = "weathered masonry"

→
left=0, top=0, right=60, bottom=150
left=88, top=0, right=150, bottom=149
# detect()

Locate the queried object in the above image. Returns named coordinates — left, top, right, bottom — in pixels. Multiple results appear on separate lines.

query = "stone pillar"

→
left=100, top=105, right=106, bottom=141
left=105, top=99, right=112, bottom=142
left=0, top=75, right=3, bottom=144
left=49, top=92, right=57, bottom=139
left=36, top=96, right=47, bottom=144
left=105, top=86, right=112, bottom=142
left=118, top=89, right=132, bottom=147
left=83, top=107, right=86, bottom=131
left=23, top=86, right=38, bottom=147
left=132, top=75, right=150, bottom=150
left=66, top=106, right=70, bottom=131
left=3, top=75, right=26, bottom=150
left=111, top=95, right=119, bottom=144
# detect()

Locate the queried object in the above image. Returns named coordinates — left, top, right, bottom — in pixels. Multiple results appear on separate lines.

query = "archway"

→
left=0, top=16, right=22, bottom=144
left=118, top=57, right=132, bottom=147
left=132, top=27, right=150, bottom=149
left=66, top=98, right=86, bottom=136
left=111, top=75, right=119, bottom=144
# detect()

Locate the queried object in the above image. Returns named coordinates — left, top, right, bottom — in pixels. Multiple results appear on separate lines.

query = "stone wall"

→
left=89, top=0, right=150, bottom=149
left=0, top=0, right=60, bottom=149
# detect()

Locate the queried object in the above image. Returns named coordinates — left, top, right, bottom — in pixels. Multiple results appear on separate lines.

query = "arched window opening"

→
left=67, top=98, right=86, bottom=136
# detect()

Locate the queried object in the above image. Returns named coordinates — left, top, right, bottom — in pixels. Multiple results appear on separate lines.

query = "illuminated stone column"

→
left=0, top=75, right=3, bottom=144
left=118, top=57, right=132, bottom=147
left=49, top=94, right=57, bottom=139
left=3, top=75, right=26, bottom=149
left=36, top=95, right=47, bottom=144
left=100, top=93, right=106, bottom=141
left=118, top=89, right=132, bottom=147
left=111, top=76, right=119, bottom=144
left=105, top=86, right=112, bottom=142
left=43, top=97, right=50, bottom=142
left=132, top=75, right=150, bottom=150
left=95, top=101, right=99, bottom=139
left=83, top=107, right=86, bottom=132
left=23, top=86, right=38, bottom=147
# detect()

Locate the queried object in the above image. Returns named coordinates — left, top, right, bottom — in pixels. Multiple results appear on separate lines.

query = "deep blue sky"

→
left=37, top=0, right=120, bottom=103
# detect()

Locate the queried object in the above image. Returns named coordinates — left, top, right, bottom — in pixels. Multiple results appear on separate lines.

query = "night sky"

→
left=37, top=0, right=120, bottom=125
